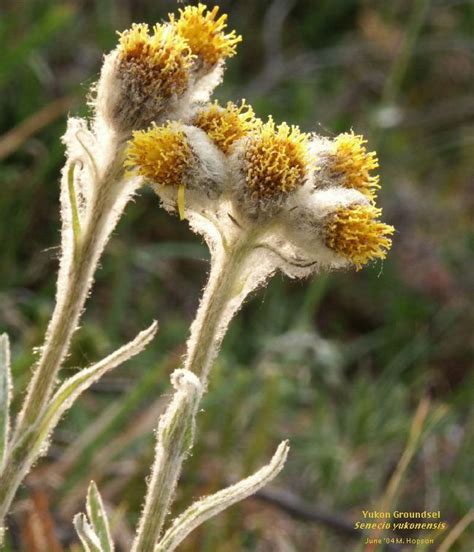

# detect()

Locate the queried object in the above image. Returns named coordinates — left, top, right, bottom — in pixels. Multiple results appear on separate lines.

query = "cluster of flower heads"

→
left=118, top=4, right=393, bottom=273
left=95, top=4, right=241, bottom=133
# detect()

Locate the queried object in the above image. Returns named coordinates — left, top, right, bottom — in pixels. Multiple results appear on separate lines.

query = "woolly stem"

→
left=132, top=226, right=272, bottom=551
left=0, top=132, right=137, bottom=534
left=15, top=151, right=126, bottom=435
left=184, top=228, right=261, bottom=385
left=131, top=369, right=202, bottom=552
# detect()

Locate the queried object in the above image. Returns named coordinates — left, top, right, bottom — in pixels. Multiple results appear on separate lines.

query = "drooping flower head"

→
left=118, top=23, right=194, bottom=100
left=171, top=4, right=242, bottom=68
left=193, top=100, right=258, bottom=154
left=125, top=120, right=226, bottom=220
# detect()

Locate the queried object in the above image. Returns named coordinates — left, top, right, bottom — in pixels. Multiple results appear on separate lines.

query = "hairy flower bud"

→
left=125, top=99, right=393, bottom=274
left=126, top=122, right=194, bottom=188
left=317, top=131, right=380, bottom=200
left=94, top=5, right=242, bottom=135
left=95, top=23, right=195, bottom=133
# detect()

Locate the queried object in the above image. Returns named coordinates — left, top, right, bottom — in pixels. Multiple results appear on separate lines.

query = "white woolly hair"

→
left=183, top=126, right=228, bottom=187
left=166, top=62, right=225, bottom=124
left=62, top=117, right=96, bottom=212
left=308, top=134, right=333, bottom=158
left=153, top=125, right=228, bottom=219
left=306, top=134, right=336, bottom=190
left=281, top=185, right=370, bottom=272
left=190, top=62, right=225, bottom=104
left=94, top=48, right=177, bottom=134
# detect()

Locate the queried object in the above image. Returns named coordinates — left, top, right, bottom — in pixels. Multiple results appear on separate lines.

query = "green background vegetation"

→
left=0, top=0, right=472, bottom=550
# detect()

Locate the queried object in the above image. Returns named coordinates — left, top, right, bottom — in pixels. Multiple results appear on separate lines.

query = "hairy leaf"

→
left=86, top=481, right=114, bottom=552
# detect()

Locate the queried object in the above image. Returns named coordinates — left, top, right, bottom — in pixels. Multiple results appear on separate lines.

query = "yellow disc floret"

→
left=330, top=132, right=380, bottom=200
left=172, top=4, right=242, bottom=66
left=325, top=204, right=394, bottom=269
left=118, top=23, right=194, bottom=100
left=194, top=100, right=258, bottom=153
left=125, top=122, right=194, bottom=188
left=243, top=118, right=310, bottom=202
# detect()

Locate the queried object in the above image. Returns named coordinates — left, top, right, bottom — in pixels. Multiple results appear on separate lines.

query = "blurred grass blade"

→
left=73, top=513, right=103, bottom=552
left=369, top=397, right=438, bottom=552
left=437, top=509, right=474, bottom=552
left=156, top=441, right=289, bottom=552
left=381, top=397, right=432, bottom=511
left=381, top=0, right=431, bottom=106
left=0, top=95, right=76, bottom=161
left=34, top=321, right=157, bottom=450
left=0, top=5, right=75, bottom=85
left=86, top=482, right=114, bottom=552
left=0, top=334, right=12, bottom=469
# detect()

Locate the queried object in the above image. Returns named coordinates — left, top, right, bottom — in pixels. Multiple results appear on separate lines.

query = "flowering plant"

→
left=0, top=4, right=393, bottom=549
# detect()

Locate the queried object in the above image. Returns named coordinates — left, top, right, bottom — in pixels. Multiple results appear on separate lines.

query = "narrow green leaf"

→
left=74, top=130, right=99, bottom=182
left=73, top=513, right=103, bottom=552
left=33, top=322, right=157, bottom=451
left=0, top=334, right=12, bottom=468
left=156, top=441, right=289, bottom=552
left=86, top=482, right=114, bottom=552
left=67, top=161, right=82, bottom=252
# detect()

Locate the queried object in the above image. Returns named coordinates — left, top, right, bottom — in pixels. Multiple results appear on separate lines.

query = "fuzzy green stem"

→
left=381, top=0, right=431, bottom=106
left=0, top=139, right=131, bottom=533
left=0, top=427, right=37, bottom=527
left=132, top=227, right=265, bottom=551
left=131, top=370, right=201, bottom=552
left=16, top=165, right=121, bottom=435
left=185, top=230, right=258, bottom=385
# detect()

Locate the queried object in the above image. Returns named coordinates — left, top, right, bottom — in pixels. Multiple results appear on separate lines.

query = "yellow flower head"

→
left=118, top=23, right=194, bottom=100
left=243, top=118, right=310, bottom=202
left=125, top=122, right=194, bottom=189
left=171, top=4, right=242, bottom=66
left=329, top=132, right=380, bottom=200
left=194, top=100, right=258, bottom=153
left=325, top=204, right=394, bottom=269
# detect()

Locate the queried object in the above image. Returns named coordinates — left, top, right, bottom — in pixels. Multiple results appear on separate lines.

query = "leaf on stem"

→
left=73, top=512, right=103, bottom=552
left=67, top=161, right=83, bottom=252
left=0, top=334, right=12, bottom=469
left=86, top=481, right=114, bottom=552
left=34, top=321, right=158, bottom=452
left=156, top=440, right=290, bottom=552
